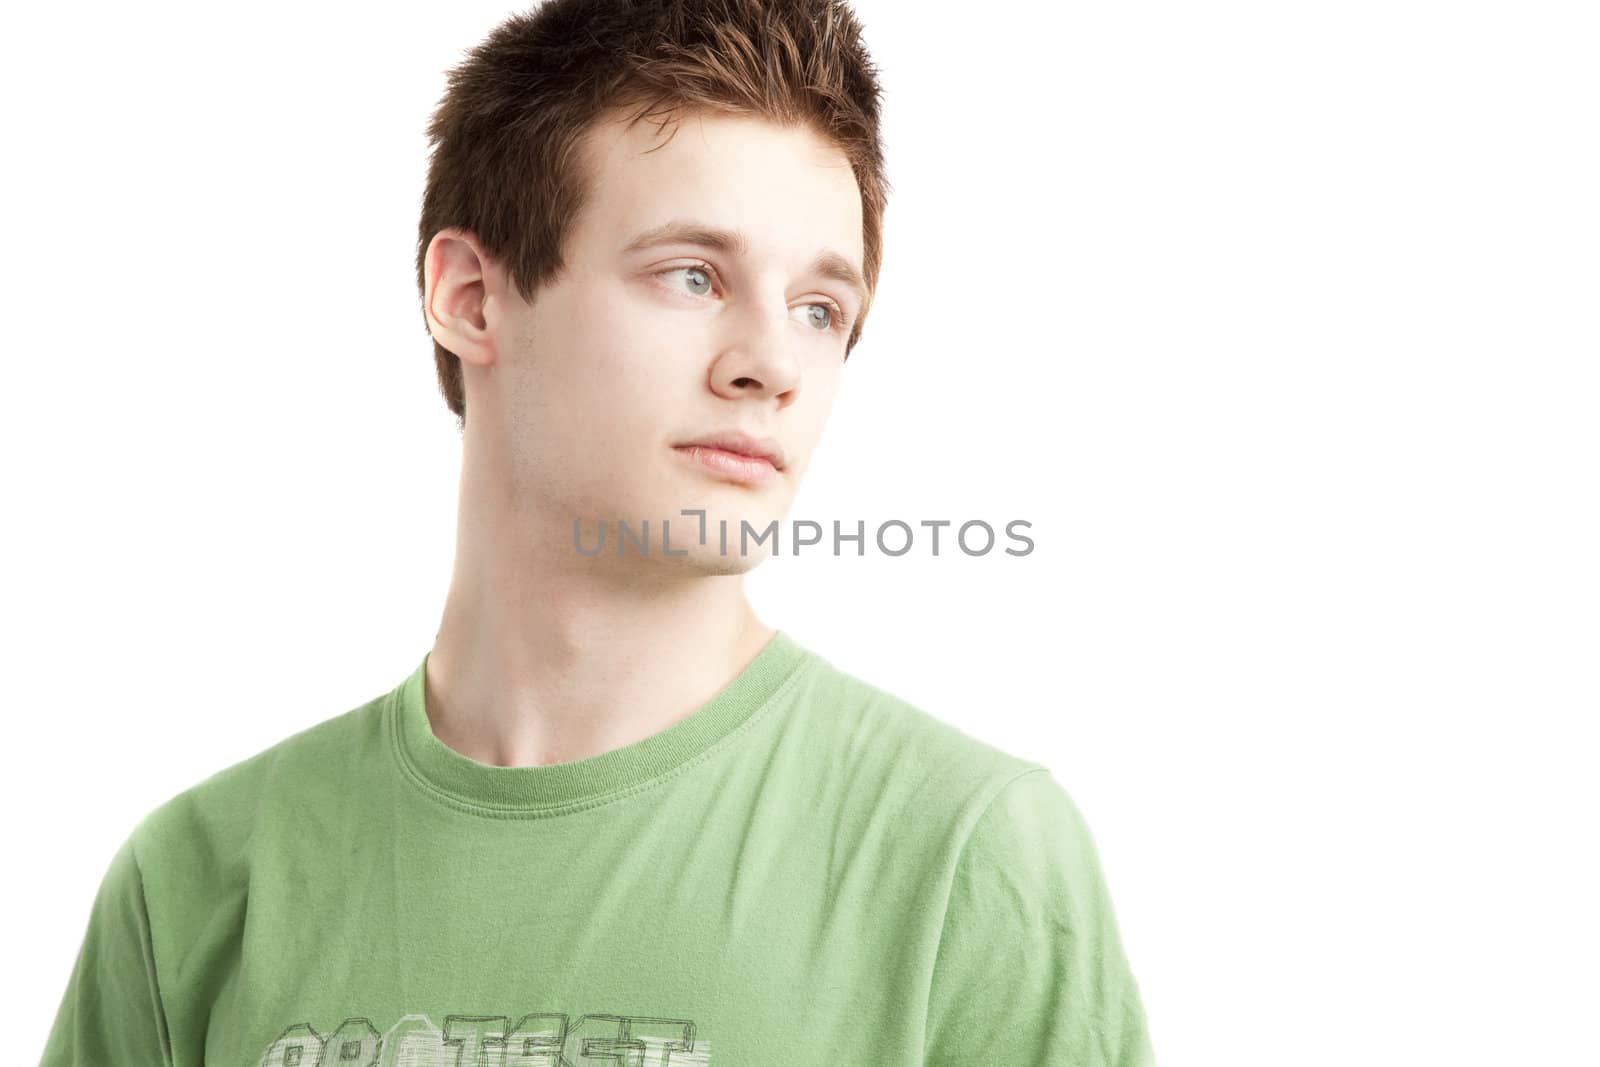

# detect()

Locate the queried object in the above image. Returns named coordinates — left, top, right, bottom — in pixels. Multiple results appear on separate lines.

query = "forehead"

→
left=573, top=110, right=865, bottom=270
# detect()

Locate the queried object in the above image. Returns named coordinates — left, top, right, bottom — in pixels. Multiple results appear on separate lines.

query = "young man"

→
left=41, top=1, right=1155, bottom=1064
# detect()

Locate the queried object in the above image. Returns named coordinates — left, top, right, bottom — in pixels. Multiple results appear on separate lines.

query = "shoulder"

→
left=128, top=675, right=397, bottom=871
left=783, top=647, right=1049, bottom=835
left=956, top=764, right=1100, bottom=881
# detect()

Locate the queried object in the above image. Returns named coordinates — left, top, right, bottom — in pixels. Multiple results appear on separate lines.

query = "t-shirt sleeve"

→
left=923, top=768, right=1156, bottom=1066
left=39, top=831, right=174, bottom=1067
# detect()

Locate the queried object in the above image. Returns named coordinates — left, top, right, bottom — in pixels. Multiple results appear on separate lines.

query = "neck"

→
left=424, top=501, right=774, bottom=770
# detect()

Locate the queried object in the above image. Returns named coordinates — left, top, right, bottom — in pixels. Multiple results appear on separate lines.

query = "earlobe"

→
left=425, top=228, right=497, bottom=368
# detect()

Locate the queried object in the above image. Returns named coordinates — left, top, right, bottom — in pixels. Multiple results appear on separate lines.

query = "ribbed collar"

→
left=388, top=629, right=813, bottom=816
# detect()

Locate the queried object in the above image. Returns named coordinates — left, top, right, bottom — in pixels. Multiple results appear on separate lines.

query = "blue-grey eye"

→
left=665, top=265, right=713, bottom=296
left=660, top=263, right=844, bottom=335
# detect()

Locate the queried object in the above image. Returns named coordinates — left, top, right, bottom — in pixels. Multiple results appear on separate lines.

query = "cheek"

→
left=536, top=306, right=683, bottom=443
left=571, top=283, right=693, bottom=372
left=787, top=366, right=843, bottom=457
left=798, top=359, right=843, bottom=417
left=531, top=296, right=653, bottom=398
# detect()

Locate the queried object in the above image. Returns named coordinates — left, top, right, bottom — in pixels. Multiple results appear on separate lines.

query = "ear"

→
left=424, top=228, right=501, bottom=369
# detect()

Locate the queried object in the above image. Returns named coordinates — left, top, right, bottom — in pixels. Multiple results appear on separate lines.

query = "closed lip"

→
left=674, top=431, right=786, bottom=470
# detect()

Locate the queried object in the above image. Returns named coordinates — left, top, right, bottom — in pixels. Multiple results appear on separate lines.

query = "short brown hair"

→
left=414, top=0, right=892, bottom=427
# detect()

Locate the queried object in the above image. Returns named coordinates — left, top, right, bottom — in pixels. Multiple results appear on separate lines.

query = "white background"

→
left=4, top=1, right=1596, bottom=1063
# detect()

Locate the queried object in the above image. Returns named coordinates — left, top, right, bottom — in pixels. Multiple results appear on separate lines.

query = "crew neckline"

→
left=388, top=629, right=814, bottom=817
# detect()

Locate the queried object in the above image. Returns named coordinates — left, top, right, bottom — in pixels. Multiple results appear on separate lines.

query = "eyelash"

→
left=655, top=260, right=853, bottom=335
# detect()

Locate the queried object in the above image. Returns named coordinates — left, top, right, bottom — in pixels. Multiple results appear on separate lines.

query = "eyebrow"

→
left=621, top=219, right=868, bottom=310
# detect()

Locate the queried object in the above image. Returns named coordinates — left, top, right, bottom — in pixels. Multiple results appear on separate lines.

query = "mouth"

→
left=672, top=444, right=781, bottom=485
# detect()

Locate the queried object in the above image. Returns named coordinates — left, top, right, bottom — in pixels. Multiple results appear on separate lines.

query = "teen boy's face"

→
left=483, top=112, right=866, bottom=574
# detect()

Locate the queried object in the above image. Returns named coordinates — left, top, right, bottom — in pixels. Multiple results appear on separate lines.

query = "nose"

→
left=708, top=300, right=801, bottom=406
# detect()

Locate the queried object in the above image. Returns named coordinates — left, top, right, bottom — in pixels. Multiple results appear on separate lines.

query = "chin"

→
left=655, top=515, right=780, bottom=567
left=670, top=547, right=770, bottom=577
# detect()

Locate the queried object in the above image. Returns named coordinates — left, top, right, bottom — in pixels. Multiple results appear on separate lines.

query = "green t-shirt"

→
left=40, top=630, right=1155, bottom=1065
